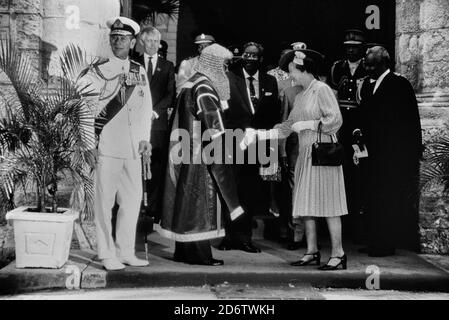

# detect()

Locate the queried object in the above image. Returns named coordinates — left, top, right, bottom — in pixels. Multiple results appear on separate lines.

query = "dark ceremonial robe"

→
left=358, top=72, right=423, bottom=252
left=158, top=73, right=242, bottom=242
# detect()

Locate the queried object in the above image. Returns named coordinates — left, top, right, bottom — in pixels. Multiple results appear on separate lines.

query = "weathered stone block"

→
left=14, top=13, right=42, bottom=43
left=0, top=0, right=9, bottom=11
left=419, top=106, right=449, bottom=127
left=422, top=61, right=449, bottom=91
left=420, top=0, right=449, bottom=30
left=398, top=33, right=420, bottom=64
left=420, top=29, right=449, bottom=63
left=397, top=0, right=422, bottom=33
left=42, top=18, right=111, bottom=75
left=43, top=0, right=120, bottom=25
left=10, top=0, right=42, bottom=13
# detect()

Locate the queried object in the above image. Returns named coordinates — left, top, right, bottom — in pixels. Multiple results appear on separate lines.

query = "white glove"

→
left=291, top=120, right=316, bottom=133
left=256, top=129, right=278, bottom=140
left=353, top=152, right=360, bottom=166
left=239, top=128, right=257, bottom=150
left=151, top=111, right=159, bottom=120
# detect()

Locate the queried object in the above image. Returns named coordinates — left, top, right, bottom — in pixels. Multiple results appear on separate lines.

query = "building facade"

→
left=0, top=0, right=448, bottom=252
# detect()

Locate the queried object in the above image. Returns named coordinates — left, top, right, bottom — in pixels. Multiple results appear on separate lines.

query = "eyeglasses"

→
left=242, top=52, right=259, bottom=60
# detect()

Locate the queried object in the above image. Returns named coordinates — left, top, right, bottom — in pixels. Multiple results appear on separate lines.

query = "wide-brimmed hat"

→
left=279, top=48, right=324, bottom=73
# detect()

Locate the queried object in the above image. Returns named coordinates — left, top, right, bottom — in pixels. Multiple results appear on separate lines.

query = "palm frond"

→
left=421, top=134, right=449, bottom=196
left=0, top=42, right=97, bottom=216
left=134, top=0, right=180, bottom=25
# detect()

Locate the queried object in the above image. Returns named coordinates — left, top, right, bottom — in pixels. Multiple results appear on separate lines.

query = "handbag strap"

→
left=316, top=121, right=336, bottom=143
left=317, top=121, right=323, bottom=143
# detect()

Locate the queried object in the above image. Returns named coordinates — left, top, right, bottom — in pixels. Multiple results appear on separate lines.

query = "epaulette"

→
left=130, top=59, right=143, bottom=68
left=129, top=59, right=142, bottom=73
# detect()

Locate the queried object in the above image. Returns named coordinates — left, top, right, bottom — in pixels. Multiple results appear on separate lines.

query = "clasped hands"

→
left=240, top=120, right=316, bottom=150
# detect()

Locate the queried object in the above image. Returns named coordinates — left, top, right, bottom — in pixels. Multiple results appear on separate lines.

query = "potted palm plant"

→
left=0, top=41, right=98, bottom=268
left=420, top=127, right=449, bottom=254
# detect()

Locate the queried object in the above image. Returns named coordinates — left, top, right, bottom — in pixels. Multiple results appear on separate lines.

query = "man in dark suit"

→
left=355, top=46, right=423, bottom=257
left=219, top=42, right=281, bottom=253
left=134, top=26, right=175, bottom=220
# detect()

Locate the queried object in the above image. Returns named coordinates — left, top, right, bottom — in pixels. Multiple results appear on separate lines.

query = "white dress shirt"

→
left=373, top=69, right=390, bottom=94
left=348, top=59, right=361, bottom=76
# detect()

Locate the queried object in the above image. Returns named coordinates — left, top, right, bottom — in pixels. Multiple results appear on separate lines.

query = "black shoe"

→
left=188, top=258, right=224, bottom=266
left=291, top=252, right=321, bottom=266
left=318, top=254, right=347, bottom=271
left=237, top=242, right=261, bottom=253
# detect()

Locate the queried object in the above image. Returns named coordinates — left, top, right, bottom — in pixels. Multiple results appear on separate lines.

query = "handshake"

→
left=239, top=128, right=258, bottom=150
left=239, top=120, right=316, bottom=150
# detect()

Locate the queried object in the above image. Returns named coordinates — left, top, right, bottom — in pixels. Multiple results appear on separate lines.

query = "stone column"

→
left=396, top=0, right=449, bottom=128
left=42, top=0, right=120, bottom=78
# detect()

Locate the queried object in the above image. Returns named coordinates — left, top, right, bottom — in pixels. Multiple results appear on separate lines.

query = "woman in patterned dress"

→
left=246, top=49, right=348, bottom=270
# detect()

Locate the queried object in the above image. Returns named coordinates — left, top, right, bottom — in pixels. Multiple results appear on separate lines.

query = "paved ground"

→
left=2, top=286, right=449, bottom=300
left=1, top=231, right=449, bottom=297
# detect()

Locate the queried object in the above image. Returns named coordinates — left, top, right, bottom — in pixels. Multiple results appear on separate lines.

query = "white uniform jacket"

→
left=78, top=56, right=153, bottom=160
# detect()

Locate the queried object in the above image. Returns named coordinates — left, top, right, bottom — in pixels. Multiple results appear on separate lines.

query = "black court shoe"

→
left=290, top=252, right=321, bottom=266
left=318, top=254, right=347, bottom=271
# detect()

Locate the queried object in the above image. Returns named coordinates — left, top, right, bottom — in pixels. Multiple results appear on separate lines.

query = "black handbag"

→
left=311, top=122, right=344, bottom=166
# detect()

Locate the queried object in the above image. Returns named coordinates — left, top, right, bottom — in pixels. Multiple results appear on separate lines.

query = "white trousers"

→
left=94, top=156, right=142, bottom=260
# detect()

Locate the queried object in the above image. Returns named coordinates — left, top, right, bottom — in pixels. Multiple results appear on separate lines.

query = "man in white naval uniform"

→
left=79, top=17, right=153, bottom=271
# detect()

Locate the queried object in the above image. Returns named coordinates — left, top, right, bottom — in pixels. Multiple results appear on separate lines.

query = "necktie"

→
left=147, top=56, right=153, bottom=83
left=248, top=76, right=258, bottom=107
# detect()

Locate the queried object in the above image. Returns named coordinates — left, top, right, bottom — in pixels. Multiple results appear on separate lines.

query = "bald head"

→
left=365, top=46, right=390, bottom=80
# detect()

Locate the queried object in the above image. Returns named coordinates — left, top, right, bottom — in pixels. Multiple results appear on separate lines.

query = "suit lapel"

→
left=373, top=72, right=393, bottom=97
left=235, top=69, right=254, bottom=114
left=150, top=58, right=163, bottom=86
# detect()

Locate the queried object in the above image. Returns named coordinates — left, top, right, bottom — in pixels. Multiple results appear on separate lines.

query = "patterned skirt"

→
left=291, top=132, right=348, bottom=218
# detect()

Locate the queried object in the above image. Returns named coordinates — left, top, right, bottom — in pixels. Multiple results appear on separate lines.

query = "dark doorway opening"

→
left=177, top=0, right=395, bottom=71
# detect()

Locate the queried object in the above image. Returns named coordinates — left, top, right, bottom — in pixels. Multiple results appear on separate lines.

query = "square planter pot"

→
left=6, top=206, right=79, bottom=269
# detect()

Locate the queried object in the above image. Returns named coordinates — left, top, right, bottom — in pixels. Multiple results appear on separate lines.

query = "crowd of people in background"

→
left=82, top=16, right=422, bottom=271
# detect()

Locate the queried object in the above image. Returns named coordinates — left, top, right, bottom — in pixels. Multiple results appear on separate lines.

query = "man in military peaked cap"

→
left=78, top=16, right=153, bottom=271
left=328, top=29, right=368, bottom=244
left=176, top=33, right=215, bottom=94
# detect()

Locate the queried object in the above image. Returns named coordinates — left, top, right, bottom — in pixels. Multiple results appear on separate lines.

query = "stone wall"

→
left=397, top=0, right=449, bottom=255
left=0, top=0, right=120, bottom=80
left=396, top=0, right=449, bottom=128
left=0, top=0, right=43, bottom=78
left=42, top=0, right=120, bottom=78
